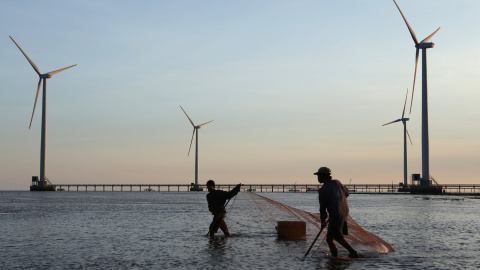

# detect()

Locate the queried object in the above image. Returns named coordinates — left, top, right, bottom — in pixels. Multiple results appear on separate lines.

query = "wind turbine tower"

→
left=10, top=36, right=76, bottom=191
left=180, top=106, right=213, bottom=191
left=393, top=0, right=440, bottom=187
left=383, top=89, right=412, bottom=187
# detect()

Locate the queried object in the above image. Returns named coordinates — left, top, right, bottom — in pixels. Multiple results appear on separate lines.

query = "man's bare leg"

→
left=219, top=219, right=231, bottom=237
left=326, top=236, right=338, bottom=257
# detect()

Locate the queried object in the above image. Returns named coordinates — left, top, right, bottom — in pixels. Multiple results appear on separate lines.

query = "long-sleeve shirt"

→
left=206, top=187, right=239, bottom=215
left=318, top=179, right=350, bottom=223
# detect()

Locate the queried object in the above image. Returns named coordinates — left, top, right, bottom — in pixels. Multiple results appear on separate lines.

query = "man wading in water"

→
left=206, top=180, right=241, bottom=239
left=315, top=167, right=359, bottom=258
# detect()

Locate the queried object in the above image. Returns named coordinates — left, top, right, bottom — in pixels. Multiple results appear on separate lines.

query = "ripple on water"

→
left=0, top=192, right=479, bottom=269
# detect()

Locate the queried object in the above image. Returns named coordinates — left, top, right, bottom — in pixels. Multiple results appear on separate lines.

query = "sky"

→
left=1, top=0, right=479, bottom=190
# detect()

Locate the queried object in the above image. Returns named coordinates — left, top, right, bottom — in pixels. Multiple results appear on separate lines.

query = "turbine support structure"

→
left=40, top=78, right=47, bottom=186
left=421, top=48, right=430, bottom=187
left=180, top=106, right=213, bottom=191
left=195, top=127, right=199, bottom=188
left=10, top=36, right=75, bottom=191
left=382, top=88, right=412, bottom=188
left=393, top=0, right=440, bottom=187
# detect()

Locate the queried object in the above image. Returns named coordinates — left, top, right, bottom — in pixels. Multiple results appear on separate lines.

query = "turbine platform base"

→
left=409, top=185, right=443, bottom=194
left=30, top=176, right=56, bottom=191
left=30, top=184, right=56, bottom=191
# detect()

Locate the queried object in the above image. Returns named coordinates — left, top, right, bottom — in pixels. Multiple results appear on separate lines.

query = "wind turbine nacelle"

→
left=41, top=74, right=53, bottom=79
left=417, top=42, right=434, bottom=49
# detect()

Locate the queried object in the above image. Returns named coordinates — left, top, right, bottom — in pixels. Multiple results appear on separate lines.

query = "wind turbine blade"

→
left=406, top=127, right=413, bottom=145
left=47, top=64, right=77, bottom=76
left=9, top=36, right=41, bottom=76
left=180, top=106, right=195, bottom=127
left=382, top=119, right=402, bottom=126
left=188, top=129, right=195, bottom=156
left=421, top=27, right=440, bottom=43
left=29, top=78, right=42, bottom=129
left=409, top=48, right=419, bottom=114
left=198, top=120, right=213, bottom=127
left=402, top=88, right=409, bottom=119
left=393, top=0, right=418, bottom=45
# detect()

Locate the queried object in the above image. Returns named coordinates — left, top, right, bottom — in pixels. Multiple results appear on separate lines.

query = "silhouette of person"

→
left=315, top=167, right=359, bottom=258
left=206, top=180, right=241, bottom=239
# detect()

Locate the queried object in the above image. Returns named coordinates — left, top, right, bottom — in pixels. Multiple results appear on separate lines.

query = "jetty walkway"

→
left=54, top=183, right=480, bottom=195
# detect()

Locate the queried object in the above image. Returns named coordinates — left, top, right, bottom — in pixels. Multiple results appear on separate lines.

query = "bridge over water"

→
left=54, top=183, right=480, bottom=195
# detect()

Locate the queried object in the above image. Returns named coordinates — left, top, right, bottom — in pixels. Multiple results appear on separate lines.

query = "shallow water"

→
left=0, top=191, right=479, bottom=269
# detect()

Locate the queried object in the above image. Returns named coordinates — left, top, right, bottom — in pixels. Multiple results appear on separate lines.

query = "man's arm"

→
left=318, top=190, right=328, bottom=226
left=206, top=193, right=215, bottom=214
left=226, top=184, right=241, bottom=199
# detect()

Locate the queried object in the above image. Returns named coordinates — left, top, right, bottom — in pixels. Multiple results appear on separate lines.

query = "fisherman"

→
left=206, top=180, right=241, bottom=239
left=315, top=167, right=359, bottom=258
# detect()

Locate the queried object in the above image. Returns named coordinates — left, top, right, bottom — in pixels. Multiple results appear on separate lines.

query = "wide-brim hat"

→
left=314, top=167, right=331, bottom=175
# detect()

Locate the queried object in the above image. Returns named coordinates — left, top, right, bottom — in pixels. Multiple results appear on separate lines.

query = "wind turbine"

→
left=10, top=36, right=76, bottom=190
left=180, top=106, right=213, bottom=191
left=383, top=89, right=413, bottom=187
left=393, top=0, right=440, bottom=186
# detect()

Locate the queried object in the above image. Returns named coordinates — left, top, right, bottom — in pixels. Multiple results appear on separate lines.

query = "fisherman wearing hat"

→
left=206, top=180, right=241, bottom=239
left=315, top=167, right=359, bottom=258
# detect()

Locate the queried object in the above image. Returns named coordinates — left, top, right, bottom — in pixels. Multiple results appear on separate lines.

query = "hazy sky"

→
left=1, top=1, right=479, bottom=190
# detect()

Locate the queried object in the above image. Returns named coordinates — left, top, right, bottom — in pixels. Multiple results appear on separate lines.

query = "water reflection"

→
left=208, top=236, right=228, bottom=252
left=322, top=257, right=352, bottom=270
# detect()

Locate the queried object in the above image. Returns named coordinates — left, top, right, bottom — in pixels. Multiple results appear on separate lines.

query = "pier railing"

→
left=53, top=183, right=480, bottom=195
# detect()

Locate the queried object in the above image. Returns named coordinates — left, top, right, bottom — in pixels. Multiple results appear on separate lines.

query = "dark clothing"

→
left=318, top=179, right=350, bottom=225
left=327, top=220, right=349, bottom=239
left=209, top=212, right=227, bottom=234
left=206, top=187, right=239, bottom=214
left=206, top=185, right=240, bottom=237
left=318, top=178, right=358, bottom=257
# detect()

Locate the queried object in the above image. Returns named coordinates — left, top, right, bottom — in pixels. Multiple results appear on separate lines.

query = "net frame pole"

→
left=304, top=224, right=327, bottom=257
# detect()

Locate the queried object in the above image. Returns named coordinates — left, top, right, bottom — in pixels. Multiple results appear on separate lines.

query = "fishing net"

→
left=226, top=192, right=394, bottom=256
